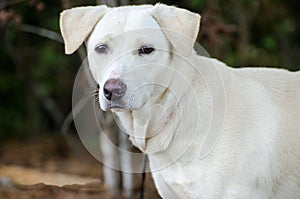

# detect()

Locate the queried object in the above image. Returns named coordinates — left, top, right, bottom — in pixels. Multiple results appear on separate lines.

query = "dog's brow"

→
left=95, top=34, right=114, bottom=45
left=136, top=36, right=156, bottom=45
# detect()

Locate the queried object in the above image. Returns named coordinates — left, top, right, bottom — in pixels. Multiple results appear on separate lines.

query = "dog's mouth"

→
left=100, top=93, right=143, bottom=112
left=100, top=90, right=144, bottom=112
left=103, top=100, right=135, bottom=112
left=104, top=101, right=126, bottom=111
left=110, top=104, right=127, bottom=112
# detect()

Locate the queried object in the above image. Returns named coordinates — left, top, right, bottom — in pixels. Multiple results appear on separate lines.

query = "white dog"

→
left=60, top=4, right=300, bottom=199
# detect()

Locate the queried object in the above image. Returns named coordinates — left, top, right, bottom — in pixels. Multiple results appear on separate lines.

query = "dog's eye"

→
left=138, top=45, right=155, bottom=55
left=95, top=44, right=108, bottom=54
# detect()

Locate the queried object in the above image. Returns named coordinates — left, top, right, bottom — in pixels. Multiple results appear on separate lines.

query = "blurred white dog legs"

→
left=70, top=62, right=135, bottom=198
left=99, top=112, right=134, bottom=198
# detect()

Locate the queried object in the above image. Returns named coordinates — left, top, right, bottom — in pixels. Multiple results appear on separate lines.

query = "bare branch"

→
left=20, top=24, right=63, bottom=43
left=31, top=83, right=64, bottom=129
left=0, top=0, right=25, bottom=10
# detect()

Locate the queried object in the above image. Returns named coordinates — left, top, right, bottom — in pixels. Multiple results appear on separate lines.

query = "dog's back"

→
left=231, top=67, right=300, bottom=198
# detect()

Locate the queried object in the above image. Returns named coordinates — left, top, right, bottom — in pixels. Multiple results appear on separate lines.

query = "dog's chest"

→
left=150, top=160, right=217, bottom=198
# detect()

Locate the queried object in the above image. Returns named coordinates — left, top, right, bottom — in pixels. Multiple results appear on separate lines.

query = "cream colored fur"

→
left=60, top=4, right=300, bottom=199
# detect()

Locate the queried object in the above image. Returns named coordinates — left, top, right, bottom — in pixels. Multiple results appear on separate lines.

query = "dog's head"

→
left=60, top=4, right=200, bottom=112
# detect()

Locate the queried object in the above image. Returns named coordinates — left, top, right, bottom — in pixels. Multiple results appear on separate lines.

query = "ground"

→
left=0, top=134, right=160, bottom=199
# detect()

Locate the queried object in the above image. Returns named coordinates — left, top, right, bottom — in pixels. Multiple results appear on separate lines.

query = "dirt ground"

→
left=0, top=134, right=161, bottom=199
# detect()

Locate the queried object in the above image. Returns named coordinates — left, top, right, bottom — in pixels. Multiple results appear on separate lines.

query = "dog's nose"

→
left=103, top=79, right=127, bottom=101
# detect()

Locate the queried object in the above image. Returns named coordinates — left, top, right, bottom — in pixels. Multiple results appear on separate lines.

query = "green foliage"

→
left=0, top=0, right=82, bottom=139
left=0, top=0, right=299, bottom=139
left=261, top=35, right=277, bottom=51
left=187, top=0, right=204, bottom=10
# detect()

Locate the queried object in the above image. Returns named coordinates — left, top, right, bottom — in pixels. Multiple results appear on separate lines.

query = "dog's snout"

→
left=103, top=79, right=127, bottom=101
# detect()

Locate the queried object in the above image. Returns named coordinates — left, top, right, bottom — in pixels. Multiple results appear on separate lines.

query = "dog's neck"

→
left=115, top=54, right=224, bottom=163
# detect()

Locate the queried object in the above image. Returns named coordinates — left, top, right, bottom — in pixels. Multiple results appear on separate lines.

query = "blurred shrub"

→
left=0, top=0, right=299, bottom=139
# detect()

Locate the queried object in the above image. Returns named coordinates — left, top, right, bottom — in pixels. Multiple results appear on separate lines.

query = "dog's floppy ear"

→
left=151, top=4, right=200, bottom=56
left=60, top=5, right=108, bottom=54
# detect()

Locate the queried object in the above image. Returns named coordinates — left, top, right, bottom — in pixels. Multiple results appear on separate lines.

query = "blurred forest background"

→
left=1, top=0, right=300, bottom=140
left=0, top=0, right=300, bottom=198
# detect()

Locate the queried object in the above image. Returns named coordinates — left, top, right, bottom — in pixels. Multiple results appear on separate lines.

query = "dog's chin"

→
left=101, top=102, right=125, bottom=112
left=100, top=101, right=140, bottom=112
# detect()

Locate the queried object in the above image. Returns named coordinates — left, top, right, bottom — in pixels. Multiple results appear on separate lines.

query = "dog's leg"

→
left=99, top=125, right=121, bottom=198
left=119, top=130, right=134, bottom=198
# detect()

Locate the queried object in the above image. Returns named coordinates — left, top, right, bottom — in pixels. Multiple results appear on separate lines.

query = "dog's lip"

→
left=110, top=105, right=126, bottom=111
left=101, top=98, right=139, bottom=111
left=106, top=101, right=128, bottom=111
left=109, top=104, right=140, bottom=112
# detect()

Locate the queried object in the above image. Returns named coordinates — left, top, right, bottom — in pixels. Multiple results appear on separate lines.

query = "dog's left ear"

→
left=60, top=5, right=108, bottom=54
left=152, top=4, right=201, bottom=57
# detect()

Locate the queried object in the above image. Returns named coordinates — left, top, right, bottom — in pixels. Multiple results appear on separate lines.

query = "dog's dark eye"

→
left=95, top=44, right=108, bottom=54
left=138, top=45, right=155, bottom=55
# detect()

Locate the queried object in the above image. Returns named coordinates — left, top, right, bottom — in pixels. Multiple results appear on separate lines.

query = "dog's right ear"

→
left=151, top=4, right=200, bottom=57
left=60, top=5, right=108, bottom=54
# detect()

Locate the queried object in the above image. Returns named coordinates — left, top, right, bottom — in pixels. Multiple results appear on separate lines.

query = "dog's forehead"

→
left=90, top=6, right=160, bottom=40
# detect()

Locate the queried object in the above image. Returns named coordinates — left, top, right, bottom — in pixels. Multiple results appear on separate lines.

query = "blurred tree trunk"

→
left=97, top=0, right=129, bottom=6
left=229, top=0, right=249, bottom=58
left=98, top=0, right=117, bottom=7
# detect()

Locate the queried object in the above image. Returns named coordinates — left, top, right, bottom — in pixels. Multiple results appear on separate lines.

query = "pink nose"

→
left=103, top=79, right=127, bottom=101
